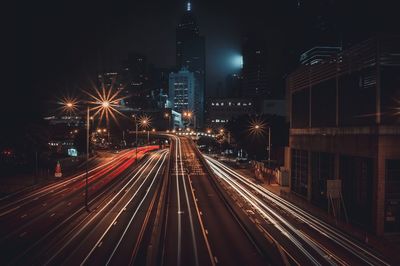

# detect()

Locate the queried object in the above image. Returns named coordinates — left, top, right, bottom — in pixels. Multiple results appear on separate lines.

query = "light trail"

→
left=105, top=151, right=168, bottom=265
left=44, top=151, right=163, bottom=265
left=177, top=137, right=199, bottom=266
left=0, top=148, right=146, bottom=216
left=207, top=159, right=323, bottom=266
left=174, top=136, right=182, bottom=266
left=0, top=147, right=157, bottom=244
left=205, top=155, right=390, bottom=266
left=80, top=150, right=168, bottom=264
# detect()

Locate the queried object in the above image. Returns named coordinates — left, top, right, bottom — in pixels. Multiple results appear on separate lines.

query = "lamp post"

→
left=139, top=117, right=151, bottom=145
left=184, top=111, right=196, bottom=130
left=253, top=124, right=271, bottom=167
left=132, top=115, right=138, bottom=162
left=85, top=106, right=89, bottom=212
left=164, top=112, right=171, bottom=130
left=63, top=99, right=113, bottom=212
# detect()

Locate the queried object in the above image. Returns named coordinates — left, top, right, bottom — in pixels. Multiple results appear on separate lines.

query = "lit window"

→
left=221, top=103, right=224, bottom=106
left=237, top=102, right=241, bottom=106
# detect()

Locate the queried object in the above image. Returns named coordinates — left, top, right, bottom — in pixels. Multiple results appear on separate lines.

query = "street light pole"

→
left=268, top=126, right=271, bottom=167
left=85, top=106, right=90, bottom=212
left=133, top=115, right=138, bottom=162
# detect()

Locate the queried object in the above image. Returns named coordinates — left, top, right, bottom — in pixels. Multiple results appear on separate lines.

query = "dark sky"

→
left=5, top=0, right=399, bottom=140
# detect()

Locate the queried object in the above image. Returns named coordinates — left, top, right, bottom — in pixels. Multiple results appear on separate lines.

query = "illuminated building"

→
left=286, top=35, right=400, bottom=235
left=207, top=98, right=255, bottom=126
left=168, top=67, right=195, bottom=113
left=299, top=46, right=342, bottom=65
left=175, top=1, right=205, bottom=127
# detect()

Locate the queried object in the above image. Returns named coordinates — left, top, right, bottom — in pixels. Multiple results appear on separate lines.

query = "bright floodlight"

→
left=231, top=54, right=243, bottom=69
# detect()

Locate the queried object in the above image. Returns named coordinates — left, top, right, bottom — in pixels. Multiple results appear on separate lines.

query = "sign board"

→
left=327, top=179, right=342, bottom=199
left=68, top=148, right=78, bottom=157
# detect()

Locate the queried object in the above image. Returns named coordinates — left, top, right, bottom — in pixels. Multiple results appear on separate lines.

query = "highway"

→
left=0, top=146, right=162, bottom=265
left=1, top=134, right=390, bottom=265
left=204, top=155, right=391, bottom=266
left=161, top=136, right=270, bottom=266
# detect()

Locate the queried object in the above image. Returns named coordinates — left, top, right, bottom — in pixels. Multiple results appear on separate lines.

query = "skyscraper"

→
left=121, top=53, right=149, bottom=108
left=242, top=36, right=269, bottom=98
left=168, top=67, right=195, bottom=113
left=175, top=1, right=205, bottom=128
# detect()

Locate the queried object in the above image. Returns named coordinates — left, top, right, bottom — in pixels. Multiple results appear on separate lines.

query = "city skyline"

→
left=9, top=1, right=399, bottom=128
left=2, top=1, right=400, bottom=264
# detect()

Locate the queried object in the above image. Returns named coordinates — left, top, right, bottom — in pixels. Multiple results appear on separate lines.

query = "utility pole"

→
left=268, top=126, right=271, bottom=167
left=85, top=106, right=90, bottom=212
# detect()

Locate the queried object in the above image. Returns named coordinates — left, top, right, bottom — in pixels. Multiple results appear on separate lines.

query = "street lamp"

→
left=62, top=97, right=117, bottom=212
left=139, top=115, right=151, bottom=144
left=164, top=112, right=171, bottom=130
left=251, top=122, right=272, bottom=167
left=183, top=110, right=196, bottom=129
left=132, top=114, right=139, bottom=162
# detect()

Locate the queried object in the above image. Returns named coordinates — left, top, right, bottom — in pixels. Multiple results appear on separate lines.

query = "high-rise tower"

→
left=175, top=1, right=205, bottom=128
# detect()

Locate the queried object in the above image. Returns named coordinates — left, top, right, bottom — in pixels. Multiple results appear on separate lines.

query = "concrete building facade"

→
left=286, top=35, right=400, bottom=235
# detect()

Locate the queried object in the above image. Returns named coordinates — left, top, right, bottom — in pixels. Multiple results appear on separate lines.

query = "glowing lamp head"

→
left=255, top=125, right=260, bottom=129
left=102, top=101, right=110, bottom=108
left=66, top=102, right=73, bottom=108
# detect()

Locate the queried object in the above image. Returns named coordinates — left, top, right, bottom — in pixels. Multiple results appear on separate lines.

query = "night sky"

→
left=5, top=0, right=399, bottom=143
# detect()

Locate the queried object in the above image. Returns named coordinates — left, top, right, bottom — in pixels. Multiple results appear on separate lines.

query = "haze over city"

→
left=2, top=0, right=400, bottom=265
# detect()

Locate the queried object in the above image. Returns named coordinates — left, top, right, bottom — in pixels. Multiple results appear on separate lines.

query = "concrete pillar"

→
left=307, top=151, right=312, bottom=202
left=334, top=153, right=340, bottom=180
left=375, top=135, right=386, bottom=236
